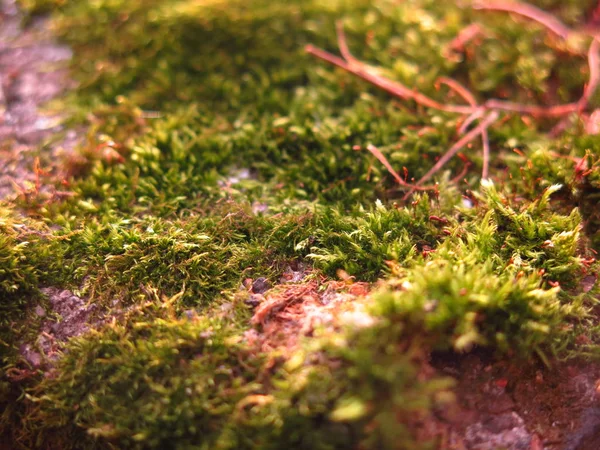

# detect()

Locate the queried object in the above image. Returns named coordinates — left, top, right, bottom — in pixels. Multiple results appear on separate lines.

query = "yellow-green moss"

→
left=3, top=0, right=600, bottom=448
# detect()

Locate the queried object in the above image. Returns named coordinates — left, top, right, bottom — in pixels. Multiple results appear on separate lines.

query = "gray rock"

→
left=19, top=288, right=97, bottom=367
left=244, top=294, right=264, bottom=308
left=465, top=412, right=532, bottom=450
left=251, top=277, right=271, bottom=295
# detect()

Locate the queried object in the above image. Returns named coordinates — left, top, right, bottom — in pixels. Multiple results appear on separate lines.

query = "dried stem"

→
left=308, top=43, right=584, bottom=118
left=437, top=76, right=478, bottom=106
left=402, top=111, right=499, bottom=200
left=483, top=98, right=579, bottom=117
left=579, top=38, right=600, bottom=112
left=459, top=108, right=485, bottom=135
left=336, top=20, right=363, bottom=68
left=305, top=45, right=474, bottom=114
left=446, top=23, right=484, bottom=53
left=366, top=144, right=435, bottom=191
left=472, top=0, right=572, bottom=40
left=481, top=127, right=490, bottom=179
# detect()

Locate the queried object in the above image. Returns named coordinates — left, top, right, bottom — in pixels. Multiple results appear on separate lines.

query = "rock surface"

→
left=20, top=288, right=96, bottom=368
left=0, top=0, right=77, bottom=199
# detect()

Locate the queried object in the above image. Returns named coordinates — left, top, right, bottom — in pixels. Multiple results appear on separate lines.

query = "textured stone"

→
left=464, top=412, right=532, bottom=450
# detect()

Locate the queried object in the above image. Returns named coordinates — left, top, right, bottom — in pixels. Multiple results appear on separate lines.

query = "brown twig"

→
left=307, top=43, right=586, bottom=118
left=306, top=1, right=600, bottom=200
left=251, top=282, right=318, bottom=325
left=459, top=108, right=485, bottom=134
left=472, top=0, right=572, bottom=40
left=425, top=112, right=499, bottom=182
left=402, top=111, right=499, bottom=200
left=336, top=20, right=363, bottom=69
left=481, top=127, right=491, bottom=179
left=437, top=76, right=478, bottom=106
left=445, top=23, right=485, bottom=53
left=305, top=45, right=474, bottom=114
left=483, top=98, right=579, bottom=117
left=366, top=144, right=435, bottom=191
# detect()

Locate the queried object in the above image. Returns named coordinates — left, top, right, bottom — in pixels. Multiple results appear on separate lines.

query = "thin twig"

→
left=483, top=98, right=579, bottom=117
left=403, top=111, right=499, bottom=200
left=450, top=158, right=473, bottom=185
left=459, top=108, right=485, bottom=134
left=308, top=43, right=583, bottom=118
left=305, top=45, right=475, bottom=114
left=307, top=2, right=600, bottom=200
left=366, top=144, right=435, bottom=190
left=579, top=38, right=600, bottom=112
left=336, top=20, right=363, bottom=68
left=472, top=0, right=572, bottom=40
left=446, top=23, right=485, bottom=53
left=481, top=127, right=490, bottom=179
left=416, top=110, right=498, bottom=186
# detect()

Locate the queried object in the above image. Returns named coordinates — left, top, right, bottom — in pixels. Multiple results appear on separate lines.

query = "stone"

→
left=464, top=412, right=532, bottom=450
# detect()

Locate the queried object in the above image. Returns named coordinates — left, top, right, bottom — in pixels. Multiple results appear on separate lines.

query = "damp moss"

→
left=4, top=198, right=445, bottom=313
left=331, top=181, right=587, bottom=360
left=0, top=210, right=39, bottom=320
left=3, top=182, right=591, bottom=448
left=21, top=311, right=264, bottom=449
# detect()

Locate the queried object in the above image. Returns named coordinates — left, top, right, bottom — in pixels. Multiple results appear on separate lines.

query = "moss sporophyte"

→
left=1, top=0, right=600, bottom=448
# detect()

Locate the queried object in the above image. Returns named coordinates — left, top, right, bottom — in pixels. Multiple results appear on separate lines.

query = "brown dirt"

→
left=244, top=270, right=373, bottom=353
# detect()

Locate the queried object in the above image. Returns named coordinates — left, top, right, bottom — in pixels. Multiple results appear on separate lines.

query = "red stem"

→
left=472, top=0, right=572, bottom=40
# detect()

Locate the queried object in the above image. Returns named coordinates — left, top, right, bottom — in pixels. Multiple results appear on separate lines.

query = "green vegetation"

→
left=2, top=0, right=600, bottom=448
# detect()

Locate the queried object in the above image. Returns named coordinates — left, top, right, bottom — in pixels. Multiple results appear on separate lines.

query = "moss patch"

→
left=2, top=0, right=600, bottom=448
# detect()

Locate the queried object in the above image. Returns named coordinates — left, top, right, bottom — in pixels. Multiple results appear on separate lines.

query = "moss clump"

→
left=307, top=196, right=444, bottom=279
left=13, top=286, right=450, bottom=450
left=342, top=181, right=586, bottom=360
left=3, top=199, right=446, bottom=312
left=14, top=280, right=451, bottom=450
left=0, top=211, right=38, bottom=321
left=6, top=182, right=589, bottom=449
left=498, top=130, right=600, bottom=252
left=0, top=208, right=45, bottom=360
left=19, top=310, right=263, bottom=449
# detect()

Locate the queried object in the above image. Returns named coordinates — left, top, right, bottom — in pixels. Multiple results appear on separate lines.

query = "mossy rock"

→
left=2, top=0, right=600, bottom=448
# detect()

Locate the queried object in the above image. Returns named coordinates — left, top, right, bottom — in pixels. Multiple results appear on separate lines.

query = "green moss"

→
left=13, top=303, right=446, bottom=449
left=3, top=0, right=600, bottom=447
left=1, top=199, right=445, bottom=313
left=20, top=312, right=260, bottom=449
left=0, top=208, right=45, bottom=361
left=5, top=180, right=590, bottom=448
left=0, top=211, right=39, bottom=318
left=307, top=196, right=443, bottom=279
left=349, top=181, right=587, bottom=357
